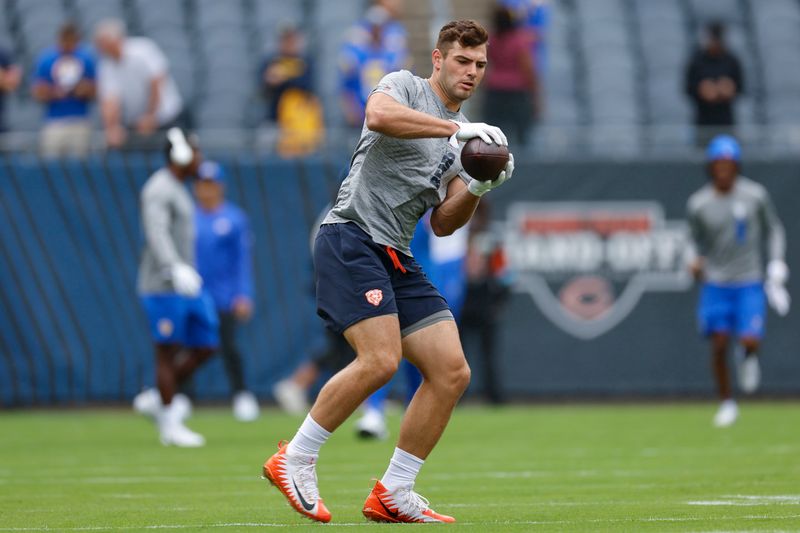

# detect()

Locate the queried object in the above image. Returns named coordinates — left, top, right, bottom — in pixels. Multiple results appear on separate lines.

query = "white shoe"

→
left=273, top=379, right=309, bottom=415
left=171, top=393, right=193, bottom=421
left=737, top=355, right=761, bottom=394
left=133, top=388, right=161, bottom=418
left=158, top=403, right=205, bottom=447
left=713, top=400, right=738, bottom=428
left=233, top=391, right=260, bottom=422
left=356, top=408, right=388, bottom=440
left=363, top=480, right=455, bottom=523
left=262, top=443, right=331, bottom=522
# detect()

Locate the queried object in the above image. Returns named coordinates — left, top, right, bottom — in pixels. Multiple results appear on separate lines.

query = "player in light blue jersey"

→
left=687, top=135, right=789, bottom=427
left=194, top=161, right=258, bottom=422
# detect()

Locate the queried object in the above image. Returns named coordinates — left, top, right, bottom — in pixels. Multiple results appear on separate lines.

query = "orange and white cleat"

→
left=362, top=479, right=455, bottom=523
left=262, top=441, right=331, bottom=523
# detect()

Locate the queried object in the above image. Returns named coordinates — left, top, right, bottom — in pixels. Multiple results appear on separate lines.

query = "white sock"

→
left=380, top=447, right=424, bottom=491
left=721, top=398, right=737, bottom=409
left=286, top=414, right=331, bottom=458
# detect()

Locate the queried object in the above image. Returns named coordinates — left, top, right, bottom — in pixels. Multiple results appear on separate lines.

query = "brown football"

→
left=460, top=138, right=510, bottom=181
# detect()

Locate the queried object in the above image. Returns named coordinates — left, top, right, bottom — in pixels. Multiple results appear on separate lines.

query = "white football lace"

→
left=294, top=462, right=320, bottom=503
left=397, top=487, right=430, bottom=515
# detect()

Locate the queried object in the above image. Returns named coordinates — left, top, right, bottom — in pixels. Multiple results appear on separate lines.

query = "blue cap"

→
left=706, top=134, right=741, bottom=163
left=198, top=160, right=226, bottom=183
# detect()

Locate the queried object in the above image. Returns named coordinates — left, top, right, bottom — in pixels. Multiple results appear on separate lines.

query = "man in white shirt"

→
left=94, top=18, right=183, bottom=149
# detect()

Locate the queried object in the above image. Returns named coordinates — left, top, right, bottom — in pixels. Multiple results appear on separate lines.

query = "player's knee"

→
left=193, top=347, right=216, bottom=362
left=363, top=352, right=400, bottom=387
left=454, top=361, right=471, bottom=395
left=740, top=337, right=760, bottom=352
left=436, top=359, right=470, bottom=398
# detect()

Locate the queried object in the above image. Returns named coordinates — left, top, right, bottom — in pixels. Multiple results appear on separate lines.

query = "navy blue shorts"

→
left=314, top=222, right=452, bottom=335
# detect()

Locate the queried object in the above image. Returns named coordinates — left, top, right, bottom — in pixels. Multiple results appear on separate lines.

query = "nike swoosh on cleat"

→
left=377, top=495, right=400, bottom=519
left=292, top=479, right=316, bottom=512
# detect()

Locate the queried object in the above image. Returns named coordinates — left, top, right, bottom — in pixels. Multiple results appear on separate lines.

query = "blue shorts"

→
left=697, top=282, right=766, bottom=339
left=140, top=291, right=220, bottom=347
left=314, top=222, right=452, bottom=335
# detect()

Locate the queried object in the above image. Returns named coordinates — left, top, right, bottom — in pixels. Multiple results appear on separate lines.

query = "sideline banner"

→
left=482, top=160, right=800, bottom=396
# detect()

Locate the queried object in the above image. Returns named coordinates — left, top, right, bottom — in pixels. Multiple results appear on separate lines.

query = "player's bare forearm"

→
left=366, top=93, right=458, bottom=139
left=430, top=178, right=479, bottom=236
left=100, top=98, right=121, bottom=129
left=146, top=77, right=163, bottom=116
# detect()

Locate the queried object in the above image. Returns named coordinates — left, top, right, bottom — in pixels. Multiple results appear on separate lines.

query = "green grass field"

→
left=1, top=403, right=799, bottom=532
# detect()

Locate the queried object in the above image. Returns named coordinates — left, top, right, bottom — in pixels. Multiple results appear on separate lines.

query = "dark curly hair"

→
left=435, top=20, right=489, bottom=56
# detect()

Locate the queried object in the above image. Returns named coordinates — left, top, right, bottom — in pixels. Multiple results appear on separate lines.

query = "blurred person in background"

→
left=273, top=202, right=356, bottom=414
left=354, top=211, right=469, bottom=440
left=685, top=22, right=743, bottom=147
left=499, top=0, right=549, bottom=74
left=687, top=134, right=788, bottom=428
left=193, top=160, right=259, bottom=422
left=94, top=19, right=184, bottom=150
left=273, top=329, right=355, bottom=415
left=135, top=128, right=217, bottom=447
left=339, top=3, right=410, bottom=128
left=460, top=200, right=510, bottom=404
left=0, top=42, right=22, bottom=135
left=259, top=24, right=323, bottom=157
left=32, top=23, right=96, bottom=158
left=484, top=3, right=538, bottom=147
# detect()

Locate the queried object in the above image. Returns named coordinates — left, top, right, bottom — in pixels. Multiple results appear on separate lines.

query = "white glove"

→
left=767, top=260, right=789, bottom=285
left=171, top=263, right=202, bottom=297
left=468, top=153, right=514, bottom=197
left=765, top=259, right=790, bottom=315
left=765, top=280, right=790, bottom=316
left=449, top=120, right=507, bottom=147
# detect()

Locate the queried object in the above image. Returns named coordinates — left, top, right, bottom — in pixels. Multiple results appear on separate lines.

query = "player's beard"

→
left=445, top=75, right=475, bottom=103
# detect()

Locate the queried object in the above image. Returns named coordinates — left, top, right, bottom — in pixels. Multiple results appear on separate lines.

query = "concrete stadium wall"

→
left=0, top=154, right=798, bottom=405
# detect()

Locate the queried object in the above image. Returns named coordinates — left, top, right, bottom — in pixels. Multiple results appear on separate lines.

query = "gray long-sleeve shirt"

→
left=687, top=176, right=785, bottom=284
left=137, top=168, right=195, bottom=294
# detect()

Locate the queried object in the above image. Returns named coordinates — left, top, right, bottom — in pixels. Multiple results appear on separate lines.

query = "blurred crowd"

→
left=0, top=0, right=550, bottom=158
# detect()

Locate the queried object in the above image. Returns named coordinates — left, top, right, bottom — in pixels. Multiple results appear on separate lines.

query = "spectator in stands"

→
left=259, top=24, right=323, bottom=157
left=260, top=24, right=313, bottom=123
left=32, top=23, right=96, bottom=158
left=0, top=44, right=22, bottom=134
left=685, top=22, right=743, bottom=147
left=94, top=19, right=184, bottom=150
left=484, top=3, right=539, bottom=146
left=500, top=0, right=549, bottom=73
left=339, top=3, right=410, bottom=127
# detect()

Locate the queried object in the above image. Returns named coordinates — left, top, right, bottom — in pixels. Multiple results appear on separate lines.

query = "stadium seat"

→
left=6, top=97, right=40, bottom=132
left=195, top=0, right=247, bottom=31
left=252, top=0, right=305, bottom=54
left=72, top=0, right=126, bottom=33
left=688, top=0, right=744, bottom=24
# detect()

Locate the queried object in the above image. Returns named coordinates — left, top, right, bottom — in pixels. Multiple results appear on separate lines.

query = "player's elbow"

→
left=365, top=105, right=386, bottom=132
left=430, top=217, right=454, bottom=237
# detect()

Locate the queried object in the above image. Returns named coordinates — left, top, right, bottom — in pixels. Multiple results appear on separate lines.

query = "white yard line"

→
left=688, top=495, right=800, bottom=506
left=3, top=515, right=800, bottom=531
